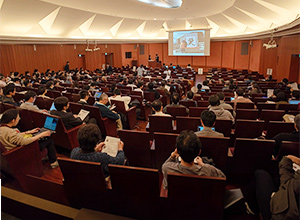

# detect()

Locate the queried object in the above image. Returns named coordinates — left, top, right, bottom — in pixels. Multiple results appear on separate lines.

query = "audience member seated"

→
left=245, top=156, right=300, bottom=220
left=208, top=95, right=234, bottom=121
left=275, top=92, right=288, bottom=109
left=202, top=80, right=211, bottom=91
left=78, top=90, right=89, bottom=105
left=163, top=93, right=189, bottom=114
left=232, top=87, right=253, bottom=110
left=50, top=97, right=83, bottom=130
left=70, top=124, right=125, bottom=178
left=216, top=92, right=233, bottom=110
left=248, top=83, right=261, bottom=95
left=0, top=75, right=7, bottom=88
left=0, top=109, right=58, bottom=168
left=162, top=130, right=225, bottom=189
left=20, top=91, right=47, bottom=113
left=146, top=82, right=160, bottom=100
left=46, top=81, right=55, bottom=91
left=271, top=114, right=300, bottom=157
left=195, top=110, right=224, bottom=137
left=109, top=89, right=131, bottom=110
left=157, top=80, right=171, bottom=96
left=2, top=83, right=18, bottom=106
left=126, top=79, right=137, bottom=90
left=134, top=82, right=144, bottom=97
left=37, top=85, right=50, bottom=99
left=152, top=100, right=171, bottom=117
left=109, top=83, right=117, bottom=93
left=290, top=90, right=300, bottom=100
left=181, top=91, right=197, bottom=107
left=116, top=78, right=125, bottom=87
left=222, top=80, right=230, bottom=91
left=94, top=93, right=122, bottom=130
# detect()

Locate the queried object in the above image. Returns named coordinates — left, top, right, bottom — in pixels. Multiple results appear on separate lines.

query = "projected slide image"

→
left=173, top=30, right=205, bottom=55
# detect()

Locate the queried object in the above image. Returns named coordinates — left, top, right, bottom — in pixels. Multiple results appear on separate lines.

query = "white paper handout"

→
left=78, top=109, right=89, bottom=121
left=102, top=136, right=120, bottom=157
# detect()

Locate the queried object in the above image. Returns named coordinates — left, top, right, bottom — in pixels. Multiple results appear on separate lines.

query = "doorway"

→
left=78, top=54, right=86, bottom=70
left=105, top=53, right=114, bottom=67
left=289, top=54, right=300, bottom=82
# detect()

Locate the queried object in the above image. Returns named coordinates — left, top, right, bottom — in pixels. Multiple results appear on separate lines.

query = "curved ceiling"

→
left=0, top=0, right=299, bottom=42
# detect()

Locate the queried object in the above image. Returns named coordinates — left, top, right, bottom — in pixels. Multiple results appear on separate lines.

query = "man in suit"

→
left=20, top=91, right=47, bottom=113
left=78, top=90, right=89, bottom=105
left=64, top=61, right=70, bottom=72
left=50, top=96, right=83, bottom=130
left=94, top=93, right=122, bottom=130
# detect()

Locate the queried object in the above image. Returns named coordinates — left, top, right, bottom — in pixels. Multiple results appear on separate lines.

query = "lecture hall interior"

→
left=0, top=0, right=300, bottom=219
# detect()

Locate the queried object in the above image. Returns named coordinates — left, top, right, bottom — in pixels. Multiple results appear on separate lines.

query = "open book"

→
left=102, top=136, right=120, bottom=157
left=78, top=109, right=89, bottom=121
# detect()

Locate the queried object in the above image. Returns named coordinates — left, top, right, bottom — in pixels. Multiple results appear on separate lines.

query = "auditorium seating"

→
left=118, top=130, right=152, bottom=168
left=234, top=119, right=264, bottom=138
left=166, top=106, right=188, bottom=118
left=108, top=165, right=161, bottom=219
left=214, top=119, right=233, bottom=137
left=228, top=138, right=275, bottom=182
left=265, top=121, right=295, bottom=139
left=58, top=158, right=111, bottom=211
left=148, top=115, right=174, bottom=137
left=176, top=116, right=200, bottom=133
left=236, top=109, right=259, bottom=120
left=260, top=109, right=285, bottom=129
left=1, top=141, right=44, bottom=190
left=167, top=173, right=226, bottom=220
left=110, top=100, right=137, bottom=129
left=276, top=141, right=300, bottom=162
left=189, top=107, right=207, bottom=117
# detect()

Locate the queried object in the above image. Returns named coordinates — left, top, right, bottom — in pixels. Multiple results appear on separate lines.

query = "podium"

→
left=148, top=60, right=162, bottom=68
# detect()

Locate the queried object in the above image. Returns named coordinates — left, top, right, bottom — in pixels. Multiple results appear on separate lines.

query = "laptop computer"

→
left=289, top=100, right=300, bottom=105
left=35, top=116, right=58, bottom=135
left=50, top=102, right=56, bottom=111
left=94, top=91, right=102, bottom=99
left=198, top=126, right=215, bottom=131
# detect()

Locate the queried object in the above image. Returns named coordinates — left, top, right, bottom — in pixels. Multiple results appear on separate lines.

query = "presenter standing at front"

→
left=155, top=54, right=159, bottom=62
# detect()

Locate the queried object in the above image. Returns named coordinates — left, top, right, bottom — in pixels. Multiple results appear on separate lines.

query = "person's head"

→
left=54, top=96, right=69, bottom=111
left=37, top=86, right=47, bottom=95
left=148, top=82, right=154, bottom=90
left=208, top=95, right=220, bottom=106
left=252, top=83, right=259, bottom=90
left=113, top=88, right=121, bottom=96
left=203, top=80, right=208, bottom=86
left=171, top=93, right=180, bottom=104
left=13, top=78, right=20, bottom=84
left=201, top=110, right=216, bottom=127
left=24, top=91, right=37, bottom=102
left=99, top=93, right=109, bottom=104
left=216, top=92, right=225, bottom=101
left=291, top=90, right=300, bottom=99
left=137, top=82, right=143, bottom=89
left=176, top=130, right=202, bottom=163
left=161, top=80, right=166, bottom=87
left=23, top=79, right=32, bottom=87
left=77, top=124, right=102, bottom=152
left=186, top=91, right=194, bottom=99
left=294, top=114, right=300, bottom=131
left=152, top=100, right=163, bottom=112
left=236, top=87, right=244, bottom=96
left=3, top=83, right=16, bottom=96
left=282, top=78, right=288, bottom=84
left=79, top=90, right=89, bottom=100
left=1, top=109, right=20, bottom=126
left=276, top=92, right=287, bottom=102
left=46, top=81, right=54, bottom=89
left=197, top=84, right=202, bottom=90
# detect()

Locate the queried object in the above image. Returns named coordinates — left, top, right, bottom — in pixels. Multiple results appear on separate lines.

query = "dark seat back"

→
left=214, top=119, right=232, bottom=137
left=236, top=109, right=259, bottom=120
left=176, top=116, right=200, bottom=133
left=235, top=119, right=264, bottom=138
left=189, top=107, right=207, bottom=117
left=166, top=106, right=187, bottom=118
left=149, top=115, right=174, bottom=135
left=265, top=121, right=295, bottom=139
left=276, top=141, right=300, bottom=162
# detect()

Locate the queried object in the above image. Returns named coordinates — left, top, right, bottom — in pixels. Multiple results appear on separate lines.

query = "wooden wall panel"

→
left=221, top=41, right=235, bottom=68
left=206, top=42, right=222, bottom=67
left=178, top=56, right=192, bottom=67
left=121, top=44, right=138, bottom=67
left=248, top=40, right=261, bottom=71
left=0, top=45, right=16, bottom=75
left=149, top=43, right=163, bottom=62
left=277, top=35, right=300, bottom=81
left=192, top=56, right=206, bottom=67
left=162, top=43, right=177, bottom=66
left=138, top=44, right=149, bottom=66
left=234, top=41, right=250, bottom=70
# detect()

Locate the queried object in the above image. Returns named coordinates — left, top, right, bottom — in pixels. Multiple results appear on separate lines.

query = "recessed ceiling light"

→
left=154, top=18, right=157, bottom=20
left=137, top=0, right=182, bottom=8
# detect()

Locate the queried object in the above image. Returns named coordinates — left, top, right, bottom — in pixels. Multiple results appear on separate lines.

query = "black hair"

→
left=161, top=80, right=166, bottom=86
left=203, top=80, right=208, bottom=86
left=276, top=92, right=287, bottom=102
left=46, top=81, right=54, bottom=89
left=37, top=86, right=46, bottom=95
left=282, top=78, right=288, bottom=84
left=216, top=92, right=225, bottom=100
left=186, top=91, right=194, bottom=99
left=3, top=83, right=16, bottom=95
left=114, top=89, right=121, bottom=95
left=148, top=82, right=154, bottom=89
left=176, top=130, right=201, bottom=163
left=152, top=100, right=162, bottom=112
left=1, top=109, right=19, bottom=124
left=208, top=95, right=220, bottom=106
left=79, top=90, right=89, bottom=99
left=24, top=91, right=37, bottom=101
left=54, top=96, right=69, bottom=111
left=171, top=93, right=180, bottom=104
left=77, top=124, right=102, bottom=152
left=201, top=110, right=216, bottom=127
left=236, top=87, right=244, bottom=96
left=197, top=84, right=202, bottom=90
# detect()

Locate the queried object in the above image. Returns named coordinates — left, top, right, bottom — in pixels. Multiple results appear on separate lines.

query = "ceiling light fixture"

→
left=85, top=40, right=93, bottom=52
left=263, top=29, right=278, bottom=49
left=137, top=0, right=182, bottom=8
left=93, top=40, right=100, bottom=51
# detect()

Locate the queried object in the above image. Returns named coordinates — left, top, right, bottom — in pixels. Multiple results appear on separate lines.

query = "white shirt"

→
left=109, top=95, right=131, bottom=110
left=134, top=88, right=144, bottom=97
left=137, top=67, right=145, bottom=76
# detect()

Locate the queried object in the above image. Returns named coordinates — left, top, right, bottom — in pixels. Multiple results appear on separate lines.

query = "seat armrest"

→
left=126, top=106, right=137, bottom=129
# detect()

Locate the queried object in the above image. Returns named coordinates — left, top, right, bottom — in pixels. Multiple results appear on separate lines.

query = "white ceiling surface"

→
left=0, top=0, right=299, bottom=41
